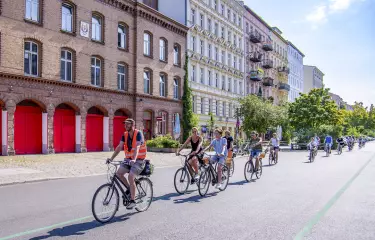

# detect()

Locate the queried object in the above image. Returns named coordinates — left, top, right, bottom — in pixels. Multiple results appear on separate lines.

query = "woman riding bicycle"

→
left=249, top=131, right=263, bottom=171
left=269, top=133, right=280, bottom=162
left=177, top=127, right=203, bottom=181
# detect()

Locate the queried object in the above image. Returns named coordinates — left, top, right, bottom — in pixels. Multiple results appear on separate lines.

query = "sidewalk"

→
left=0, top=151, right=188, bottom=186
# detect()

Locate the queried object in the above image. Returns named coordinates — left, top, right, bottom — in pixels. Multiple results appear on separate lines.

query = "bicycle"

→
left=198, top=153, right=230, bottom=197
left=324, top=144, right=331, bottom=157
left=309, top=146, right=317, bottom=163
left=92, top=160, right=153, bottom=223
left=244, top=148, right=267, bottom=182
left=174, top=153, right=204, bottom=194
left=269, top=147, right=278, bottom=165
left=337, top=143, right=343, bottom=155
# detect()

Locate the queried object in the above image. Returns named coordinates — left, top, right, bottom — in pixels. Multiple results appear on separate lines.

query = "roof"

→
left=304, top=65, right=325, bottom=76
left=287, top=41, right=305, bottom=57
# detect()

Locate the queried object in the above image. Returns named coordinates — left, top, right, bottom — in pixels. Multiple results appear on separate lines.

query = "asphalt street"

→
left=0, top=144, right=375, bottom=240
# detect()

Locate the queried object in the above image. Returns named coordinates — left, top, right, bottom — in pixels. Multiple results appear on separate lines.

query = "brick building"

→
left=0, top=0, right=188, bottom=155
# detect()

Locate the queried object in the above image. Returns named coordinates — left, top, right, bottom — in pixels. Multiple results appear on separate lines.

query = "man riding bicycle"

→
left=308, top=137, right=318, bottom=160
left=249, top=131, right=262, bottom=171
left=324, top=134, right=333, bottom=153
left=108, top=118, right=147, bottom=210
left=269, top=133, right=280, bottom=162
left=337, top=136, right=346, bottom=148
left=202, top=128, right=227, bottom=189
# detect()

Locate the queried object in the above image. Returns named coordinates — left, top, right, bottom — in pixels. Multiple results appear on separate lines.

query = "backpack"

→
left=140, top=160, right=154, bottom=176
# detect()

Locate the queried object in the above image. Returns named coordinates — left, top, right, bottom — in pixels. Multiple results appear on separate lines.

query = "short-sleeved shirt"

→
left=325, top=136, right=332, bottom=144
left=271, top=137, right=279, bottom=147
left=249, top=137, right=262, bottom=151
left=223, top=136, right=233, bottom=150
left=211, top=138, right=227, bottom=156
left=121, top=131, right=144, bottom=151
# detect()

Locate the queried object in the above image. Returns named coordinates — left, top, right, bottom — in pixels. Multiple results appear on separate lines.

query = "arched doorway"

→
left=54, top=103, right=76, bottom=153
left=86, top=106, right=104, bottom=152
left=113, top=109, right=129, bottom=148
left=143, top=110, right=153, bottom=140
left=14, top=100, right=43, bottom=154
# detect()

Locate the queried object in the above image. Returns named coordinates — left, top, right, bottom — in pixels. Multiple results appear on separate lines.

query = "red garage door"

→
left=113, top=116, right=128, bottom=148
left=86, top=114, right=103, bottom=152
left=54, top=108, right=75, bottom=153
left=15, top=105, right=42, bottom=154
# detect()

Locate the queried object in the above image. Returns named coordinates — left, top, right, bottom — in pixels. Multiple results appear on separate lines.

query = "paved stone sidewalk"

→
left=0, top=151, right=189, bottom=186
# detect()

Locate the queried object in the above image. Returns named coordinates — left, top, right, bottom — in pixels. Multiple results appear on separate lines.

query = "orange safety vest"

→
left=123, top=129, right=147, bottom=160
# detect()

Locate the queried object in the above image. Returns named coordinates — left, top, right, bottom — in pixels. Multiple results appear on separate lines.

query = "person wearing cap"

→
left=249, top=131, right=263, bottom=171
left=108, top=118, right=147, bottom=209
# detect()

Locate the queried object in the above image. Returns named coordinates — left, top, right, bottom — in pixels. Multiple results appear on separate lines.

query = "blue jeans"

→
left=211, top=155, right=225, bottom=165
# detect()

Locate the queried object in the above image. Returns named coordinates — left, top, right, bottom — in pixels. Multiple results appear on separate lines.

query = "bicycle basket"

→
left=202, top=156, right=210, bottom=164
left=259, top=152, right=266, bottom=158
left=140, top=160, right=154, bottom=176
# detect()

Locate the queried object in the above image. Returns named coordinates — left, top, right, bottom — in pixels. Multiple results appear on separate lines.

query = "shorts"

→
left=271, top=146, right=280, bottom=150
left=120, top=159, right=145, bottom=176
left=210, top=155, right=226, bottom=166
left=325, top=143, right=332, bottom=147
left=251, top=149, right=262, bottom=158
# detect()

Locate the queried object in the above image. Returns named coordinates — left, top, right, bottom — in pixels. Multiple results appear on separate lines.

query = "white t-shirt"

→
left=271, top=138, right=279, bottom=147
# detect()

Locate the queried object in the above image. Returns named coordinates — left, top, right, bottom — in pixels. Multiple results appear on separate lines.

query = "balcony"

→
left=249, top=31, right=262, bottom=43
left=278, top=66, right=290, bottom=74
left=249, top=70, right=263, bottom=81
left=263, top=77, right=274, bottom=87
left=262, top=43, right=273, bottom=51
left=262, top=59, right=274, bottom=69
left=248, top=52, right=262, bottom=62
left=279, top=82, right=290, bottom=92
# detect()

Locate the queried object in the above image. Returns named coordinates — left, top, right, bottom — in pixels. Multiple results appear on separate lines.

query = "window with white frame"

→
left=91, top=14, right=102, bottom=42
left=192, top=65, right=196, bottom=81
left=159, top=74, right=166, bottom=97
left=200, top=40, right=204, bottom=55
left=246, top=22, right=249, bottom=33
left=228, top=53, right=231, bottom=66
left=233, top=13, right=236, bottom=24
left=91, top=57, right=101, bottom=86
left=215, top=101, right=219, bottom=116
left=221, top=26, right=225, bottom=39
left=215, top=73, right=219, bottom=88
left=229, top=103, right=232, bottom=117
left=61, top=49, right=72, bottom=81
left=174, top=44, right=180, bottom=65
left=25, top=0, right=39, bottom=22
left=214, top=0, right=217, bottom=11
left=159, top=39, right=166, bottom=61
left=234, top=34, right=237, bottom=47
left=227, top=9, right=231, bottom=20
left=228, top=78, right=232, bottom=92
left=223, top=102, right=226, bottom=116
left=239, top=81, right=243, bottom=94
left=144, top=69, right=151, bottom=94
left=214, top=22, right=218, bottom=36
left=209, top=99, right=213, bottom=113
left=208, top=70, right=212, bottom=85
left=144, top=32, right=151, bottom=56
left=221, top=4, right=225, bottom=15
left=207, top=18, right=212, bottom=32
left=234, top=80, right=237, bottom=93
left=215, top=47, right=218, bottom=61
left=221, top=76, right=225, bottom=90
left=117, top=64, right=127, bottom=91
left=191, top=36, right=196, bottom=51
left=208, top=44, right=212, bottom=59
left=62, top=3, right=73, bottom=32
left=173, top=78, right=179, bottom=99
left=118, top=24, right=127, bottom=49
left=221, top=50, right=225, bottom=63
left=201, top=98, right=205, bottom=114
left=191, top=9, right=196, bottom=25
left=234, top=56, right=237, bottom=68
left=200, top=68, right=204, bottom=84
left=228, top=31, right=231, bottom=43
left=239, top=38, right=242, bottom=48
left=158, top=112, right=167, bottom=135
left=200, top=14, right=204, bottom=28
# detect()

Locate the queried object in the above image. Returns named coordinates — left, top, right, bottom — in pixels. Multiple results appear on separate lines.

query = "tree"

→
left=181, top=54, right=194, bottom=141
left=289, top=88, right=343, bottom=131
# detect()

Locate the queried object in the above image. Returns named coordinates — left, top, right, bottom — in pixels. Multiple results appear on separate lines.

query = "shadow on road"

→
left=228, top=180, right=252, bottom=186
left=173, top=192, right=217, bottom=204
left=28, top=212, right=135, bottom=240
left=153, top=190, right=196, bottom=202
left=262, top=164, right=274, bottom=168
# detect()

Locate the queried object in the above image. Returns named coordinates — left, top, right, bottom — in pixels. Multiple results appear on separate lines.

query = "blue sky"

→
left=244, top=0, right=375, bottom=106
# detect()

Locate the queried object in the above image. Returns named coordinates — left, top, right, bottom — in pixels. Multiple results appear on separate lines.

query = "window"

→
left=173, top=78, right=179, bottom=99
left=118, top=24, right=127, bottom=49
left=221, top=4, right=225, bottom=15
left=221, top=76, right=225, bottom=90
left=159, top=38, right=166, bottom=61
left=25, top=0, right=39, bottom=22
left=117, top=64, right=127, bottom=91
left=208, top=44, right=212, bottom=59
left=221, top=50, right=225, bottom=63
left=201, top=98, right=205, bottom=114
left=208, top=70, right=212, bottom=85
left=174, top=44, right=180, bottom=66
left=223, top=102, right=226, bottom=116
left=158, top=112, right=167, bottom=135
left=91, top=57, right=101, bottom=86
left=60, top=49, right=72, bottom=81
left=229, top=103, right=232, bottom=117
left=221, top=27, right=225, bottom=39
left=209, top=99, right=213, bottom=113
left=215, top=47, right=218, bottom=61
left=239, top=38, right=242, bottom=48
left=192, top=65, right=196, bottom=81
left=159, top=74, right=166, bottom=97
left=234, top=80, right=237, bottom=93
left=215, top=101, right=219, bottom=116
left=214, top=0, right=217, bottom=10
left=239, top=81, right=243, bottom=94
left=228, top=53, right=231, bottom=66
left=234, top=56, right=237, bottom=68
left=92, top=14, right=103, bottom=42
left=143, top=70, right=153, bottom=95
left=191, top=9, right=196, bottom=25
left=239, top=58, right=242, bottom=71
left=200, top=14, right=204, bottom=28
left=233, top=13, right=236, bottom=24
left=214, top=22, right=219, bottom=36
left=246, top=22, right=249, bottom=33
left=144, top=32, right=151, bottom=56
left=200, top=68, right=204, bottom=84
left=193, top=96, right=196, bottom=113
left=227, top=9, right=231, bottom=20
left=227, top=31, right=231, bottom=43
left=215, top=73, right=219, bottom=88
left=228, top=78, right=232, bottom=92
left=200, top=40, right=204, bottom=55
left=238, top=17, right=242, bottom=27
left=207, top=18, right=212, bottom=32
left=62, top=3, right=73, bottom=32
left=234, top=34, right=237, bottom=47
left=24, top=41, right=39, bottom=77
left=191, top=36, right=196, bottom=51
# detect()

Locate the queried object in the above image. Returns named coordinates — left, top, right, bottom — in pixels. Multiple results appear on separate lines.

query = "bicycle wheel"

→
left=256, top=159, right=263, bottom=179
left=198, top=170, right=211, bottom=196
left=219, top=166, right=230, bottom=191
left=244, top=161, right=254, bottom=182
left=173, top=168, right=190, bottom=194
left=92, top=183, right=119, bottom=224
left=269, top=153, right=272, bottom=166
left=229, top=159, right=235, bottom=177
left=135, top=178, right=153, bottom=212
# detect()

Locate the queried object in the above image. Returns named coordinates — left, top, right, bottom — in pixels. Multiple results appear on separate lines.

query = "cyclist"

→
left=337, top=136, right=346, bottom=150
left=202, top=128, right=227, bottom=189
left=269, top=133, right=280, bottom=162
left=308, top=137, right=318, bottom=160
left=314, top=134, right=321, bottom=147
left=223, top=130, right=234, bottom=160
left=324, top=134, right=333, bottom=154
left=108, top=118, right=147, bottom=210
left=249, top=131, right=263, bottom=172
left=177, top=127, right=203, bottom=182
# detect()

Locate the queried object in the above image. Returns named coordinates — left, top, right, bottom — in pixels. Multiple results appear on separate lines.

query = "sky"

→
left=243, top=0, right=375, bottom=106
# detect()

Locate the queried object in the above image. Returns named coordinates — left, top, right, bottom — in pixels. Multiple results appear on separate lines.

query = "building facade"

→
left=329, top=92, right=344, bottom=109
left=287, top=41, right=304, bottom=102
left=243, top=6, right=275, bottom=102
left=0, top=0, right=188, bottom=155
left=185, top=0, right=245, bottom=134
left=303, top=65, right=324, bottom=93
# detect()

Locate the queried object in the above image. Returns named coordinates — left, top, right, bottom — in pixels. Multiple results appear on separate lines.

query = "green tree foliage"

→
left=289, top=88, right=343, bottom=131
left=181, top=55, right=194, bottom=141
left=239, top=95, right=287, bottom=135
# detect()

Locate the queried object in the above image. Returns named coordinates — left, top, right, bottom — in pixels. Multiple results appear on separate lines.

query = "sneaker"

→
left=215, top=183, right=222, bottom=189
left=194, top=174, right=200, bottom=181
left=126, top=200, right=136, bottom=210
